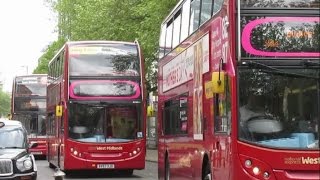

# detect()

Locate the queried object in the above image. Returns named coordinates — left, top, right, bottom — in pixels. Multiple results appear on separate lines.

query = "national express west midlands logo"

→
left=96, top=146, right=123, bottom=151
left=284, top=157, right=320, bottom=165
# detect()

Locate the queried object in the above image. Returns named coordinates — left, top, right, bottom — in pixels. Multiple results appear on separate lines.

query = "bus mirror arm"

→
left=211, top=58, right=226, bottom=94
left=62, top=101, right=67, bottom=109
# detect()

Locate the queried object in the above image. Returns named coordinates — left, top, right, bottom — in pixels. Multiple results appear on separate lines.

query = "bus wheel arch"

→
left=47, top=143, right=55, bottom=169
left=202, top=154, right=211, bottom=180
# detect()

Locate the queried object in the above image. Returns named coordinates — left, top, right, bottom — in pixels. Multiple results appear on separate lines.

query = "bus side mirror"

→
left=212, top=72, right=225, bottom=94
left=29, top=141, right=38, bottom=149
left=56, top=105, right=63, bottom=117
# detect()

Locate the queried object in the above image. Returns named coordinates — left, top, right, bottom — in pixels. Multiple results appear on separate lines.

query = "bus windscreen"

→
left=68, top=103, right=141, bottom=143
left=14, top=98, right=46, bottom=112
left=238, top=68, right=319, bottom=149
left=69, top=44, right=140, bottom=76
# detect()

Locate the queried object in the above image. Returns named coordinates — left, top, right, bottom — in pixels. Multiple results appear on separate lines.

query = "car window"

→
left=0, top=127, right=26, bottom=148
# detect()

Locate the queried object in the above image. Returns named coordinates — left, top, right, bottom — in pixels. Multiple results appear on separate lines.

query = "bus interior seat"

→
left=72, top=126, right=89, bottom=134
left=247, top=118, right=283, bottom=134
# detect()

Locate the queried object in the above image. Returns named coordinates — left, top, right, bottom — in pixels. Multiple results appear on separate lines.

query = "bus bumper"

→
left=64, top=148, right=146, bottom=170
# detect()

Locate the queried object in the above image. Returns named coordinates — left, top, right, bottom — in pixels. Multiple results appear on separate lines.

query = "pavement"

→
left=146, top=148, right=158, bottom=162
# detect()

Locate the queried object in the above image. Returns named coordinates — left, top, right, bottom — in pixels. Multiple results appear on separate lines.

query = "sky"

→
left=0, top=0, right=57, bottom=92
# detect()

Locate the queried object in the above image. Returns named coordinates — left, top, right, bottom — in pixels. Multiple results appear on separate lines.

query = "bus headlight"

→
left=252, top=167, right=260, bottom=175
left=240, top=155, right=274, bottom=180
left=73, top=150, right=78, bottom=156
left=16, top=156, right=33, bottom=172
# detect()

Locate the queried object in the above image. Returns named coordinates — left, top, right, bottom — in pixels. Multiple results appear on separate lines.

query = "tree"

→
left=0, top=90, right=10, bottom=118
left=33, top=38, right=66, bottom=74
left=35, top=0, right=179, bottom=92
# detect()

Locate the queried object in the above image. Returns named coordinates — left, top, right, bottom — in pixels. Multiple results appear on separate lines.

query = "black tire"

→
left=32, top=172, right=37, bottom=180
left=49, top=162, right=55, bottom=169
left=165, top=156, right=170, bottom=180
left=202, top=162, right=211, bottom=180
left=46, top=143, right=51, bottom=162
left=123, top=169, right=134, bottom=176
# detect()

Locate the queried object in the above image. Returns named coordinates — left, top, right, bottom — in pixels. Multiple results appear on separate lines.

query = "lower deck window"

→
left=163, top=93, right=188, bottom=135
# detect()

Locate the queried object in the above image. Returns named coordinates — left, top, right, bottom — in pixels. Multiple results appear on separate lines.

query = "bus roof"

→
left=161, top=0, right=184, bottom=25
left=48, top=40, right=138, bottom=66
left=14, top=74, right=47, bottom=78
left=65, top=40, right=137, bottom=46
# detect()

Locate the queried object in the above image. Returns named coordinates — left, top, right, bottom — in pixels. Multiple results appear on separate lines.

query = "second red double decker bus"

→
left=46, top=40, right=147, bottom=175
left=11, top=74, right=48, bottom=157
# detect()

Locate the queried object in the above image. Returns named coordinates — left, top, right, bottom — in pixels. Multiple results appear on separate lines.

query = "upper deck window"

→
left=213, top=0, right=223, bottom=14
left=180, top=0, right=191, bottom=42
left=159, top=25, right=167, bottom=59
left=165, top=21, right=174, bottom=53
left=189, top=0, right=201, bottom=34
left=15, top=76, right=47, bottom=97
left=200, top=0, right=213, bottom=24
left=240, top=0, right=320, bottom=8
left=69, top=44, right=140, bottom=76
left=70, top=80, right=140, bottom=98
left=159, top=0, right=225, bottom=58
left=172, top=10, right=182, bottom=48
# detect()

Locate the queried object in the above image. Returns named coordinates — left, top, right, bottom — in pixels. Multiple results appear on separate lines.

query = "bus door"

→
left=211, top=72, right=232, bottom=179
left=57, top=88, right=64, bottom=169
left=52, top=82, right=63, bottom=168
left=163, top=93, right=193, bottom=179
left=58, top=108, right=65, bottom=170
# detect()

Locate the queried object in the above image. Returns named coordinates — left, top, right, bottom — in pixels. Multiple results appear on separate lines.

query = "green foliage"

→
left=33, top=38, right=66, bottom=74
left=0, top=90, right=10, bottom=118
left=35, top=0, right=179, bottom=92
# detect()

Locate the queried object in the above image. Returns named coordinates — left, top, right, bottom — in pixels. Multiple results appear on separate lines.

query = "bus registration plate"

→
left=97, top=164, right=115, bottom=169
left=31, top=152, right=43, bottom=155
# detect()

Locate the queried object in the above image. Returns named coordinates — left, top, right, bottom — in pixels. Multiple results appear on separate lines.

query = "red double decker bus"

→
left=11, top=74, right=48, bottom=157
left=46, top=41, right=147, bottom=175
left=157, top=0, right=319, bottom=179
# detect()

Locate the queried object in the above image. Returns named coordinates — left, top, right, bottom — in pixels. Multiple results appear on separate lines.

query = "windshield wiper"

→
left=301, top=60, right=320, bottom=66
left=246, top=61, right=320, bottom=80
left=88, top=101, right=110, bottom=107
left=72, top=101, right=110, bottom=107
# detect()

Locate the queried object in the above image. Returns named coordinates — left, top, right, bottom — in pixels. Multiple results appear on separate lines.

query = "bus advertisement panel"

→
left=47, top=41, right=146, bottom=175
left=157, top=0, right=319, bottom=179
left=11, top=74, right=48, bottom=157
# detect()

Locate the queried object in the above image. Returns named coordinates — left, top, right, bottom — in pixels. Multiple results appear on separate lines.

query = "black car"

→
left=0, top=119, right=37, bottom=180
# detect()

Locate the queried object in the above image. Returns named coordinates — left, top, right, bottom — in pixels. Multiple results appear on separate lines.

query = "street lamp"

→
left=21, top=66, right=28, bottom=75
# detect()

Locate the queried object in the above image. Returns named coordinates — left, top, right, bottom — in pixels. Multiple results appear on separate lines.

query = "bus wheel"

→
left=165, top=156, right=170, bottom=180
left=49, top=162, right=55, bottom=169
left=202, top=162, right=211, bottom=180
left=123, top=169, right=133, bottom=176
